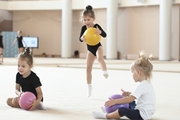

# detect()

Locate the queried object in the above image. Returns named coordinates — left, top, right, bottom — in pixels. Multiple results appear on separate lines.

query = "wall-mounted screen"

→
left=22, top=37, right=39, bottom=48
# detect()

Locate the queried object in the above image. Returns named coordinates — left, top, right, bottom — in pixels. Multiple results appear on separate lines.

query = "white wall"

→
left=0, top=1, right=8, bottom=10
left=1, top=0, right=180, bottom=10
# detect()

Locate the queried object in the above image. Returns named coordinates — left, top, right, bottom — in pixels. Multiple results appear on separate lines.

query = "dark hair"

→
left=18, top=47, right=33, bottom=66
left=82, top=5, right=95, bottom=18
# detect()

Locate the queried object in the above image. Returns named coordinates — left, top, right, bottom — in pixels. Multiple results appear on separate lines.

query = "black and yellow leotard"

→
left=79, top=24, right=106, bottom=56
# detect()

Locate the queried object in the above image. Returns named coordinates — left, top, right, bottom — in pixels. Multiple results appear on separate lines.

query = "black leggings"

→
left=118, top=101, right=143, bottom=120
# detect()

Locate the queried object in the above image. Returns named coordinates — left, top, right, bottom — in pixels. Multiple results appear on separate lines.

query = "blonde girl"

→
left=12, top=30, right=24, bottom=53
left=92, top=52, right=156, bottom=120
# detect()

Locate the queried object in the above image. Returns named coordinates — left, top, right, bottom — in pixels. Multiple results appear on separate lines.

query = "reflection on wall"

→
left=13, top=10, right=62, bottom=55
left=0, top=10, right=13, bottom=31
left=11, top=6, right=180, bottom=60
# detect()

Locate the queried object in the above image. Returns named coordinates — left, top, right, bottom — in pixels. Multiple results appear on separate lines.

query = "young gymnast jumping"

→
left=79, top=5, right=108, bottom=97
left=6, top=47, right=47, bottom=111
left=0, top=29, right=4, bottom=63
left=12, top=30, right=24, bottom=53
left=92, top=52, right=156, bottom=120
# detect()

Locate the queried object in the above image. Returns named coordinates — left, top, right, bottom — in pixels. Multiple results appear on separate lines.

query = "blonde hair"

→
left=18, top=47, right=33, bottom=66
left=131, top=51, right=153, bottom=81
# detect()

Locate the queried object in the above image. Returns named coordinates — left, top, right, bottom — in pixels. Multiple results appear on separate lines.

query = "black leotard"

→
left=79, top=24, right=106, bottom=56
left=0, top=35, right=4, bottom=49
left=17, top=36, right=24, bottom=48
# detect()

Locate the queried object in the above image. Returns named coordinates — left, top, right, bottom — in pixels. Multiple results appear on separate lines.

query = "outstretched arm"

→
left=12, top=38, right=17, bottom=46
left=22, top=38, right=27, bottom=47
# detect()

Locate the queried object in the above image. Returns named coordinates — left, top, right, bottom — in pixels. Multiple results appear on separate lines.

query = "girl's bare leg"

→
left=1, top=54, right=3, bottom=62
left=96, top=46, right=108, bottom=78
left=106, top=109, right=121, bottom=119
left=0, top=48, right=2, bottom=63
left=86, top=51, right=95, bottom=97
left=18, top=48, right=24, bottom=53
left=92, top=109, right=121, bottom=119
left=6, top=97, right=21, bottom=108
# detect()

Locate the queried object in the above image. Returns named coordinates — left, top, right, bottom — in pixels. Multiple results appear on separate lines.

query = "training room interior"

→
left=0, top=0, right=180, bottom=120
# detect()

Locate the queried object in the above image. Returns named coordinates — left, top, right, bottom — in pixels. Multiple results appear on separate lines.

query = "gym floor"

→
left=1, top=58, right=180, bottom=120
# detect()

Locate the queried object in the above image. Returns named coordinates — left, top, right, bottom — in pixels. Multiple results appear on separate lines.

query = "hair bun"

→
left=86, top=5, right=93, bottom=10
left=24, top=47, right=32, bottom=55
